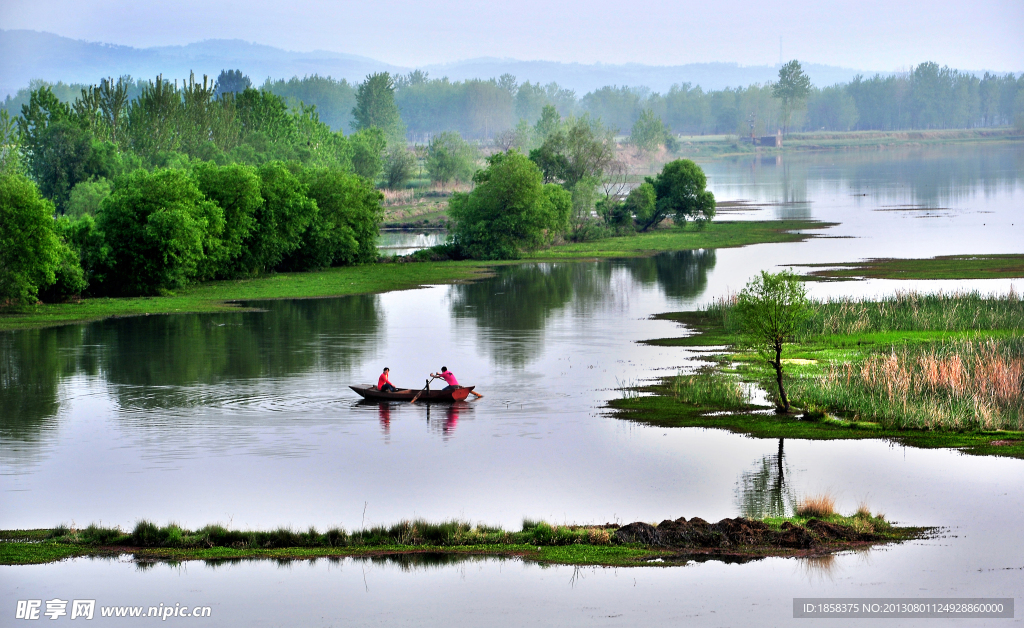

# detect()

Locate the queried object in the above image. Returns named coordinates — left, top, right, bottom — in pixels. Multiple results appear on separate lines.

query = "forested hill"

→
left=2, top=29, right=865, bottom=98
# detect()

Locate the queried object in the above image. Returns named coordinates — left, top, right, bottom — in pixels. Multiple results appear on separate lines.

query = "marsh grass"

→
left=706, top=290, right=1024, bottom=338
left=42, top=519, right=618, bottom=550
left=670, top=369, right=752, bottom=409
left=791, top=338, right=1024, bottom=430
left=802, top=290, right=1024, bottom=337
left=698, top=291, right=1024, bottom=431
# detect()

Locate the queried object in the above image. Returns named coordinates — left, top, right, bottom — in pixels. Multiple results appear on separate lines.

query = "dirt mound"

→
left=614, top=516, right=878, bottom=549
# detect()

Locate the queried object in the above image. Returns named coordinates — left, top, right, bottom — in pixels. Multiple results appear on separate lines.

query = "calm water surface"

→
left=2, top=143, right=1023, bottom=626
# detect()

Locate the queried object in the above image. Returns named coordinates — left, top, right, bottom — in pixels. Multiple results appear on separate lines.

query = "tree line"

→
left=0, top=70, right=396, bottom=307
left=7, top=61, right=1020, bottom=139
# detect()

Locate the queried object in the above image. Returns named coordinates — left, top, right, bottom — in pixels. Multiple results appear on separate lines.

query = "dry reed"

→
left=796, top=494, right=837, bottom=518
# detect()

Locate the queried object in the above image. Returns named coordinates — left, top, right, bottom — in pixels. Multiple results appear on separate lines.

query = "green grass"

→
left=620, top=292, right=1024, bottom=456
left=0, top=512, right=921, bottom=566
left=0, top=219, right=831, bottom=332
left=528, top=220, right=832, bottom=260
left=798, top=254, right=1024, bottom=281
left=669, top=369, right=756, bottom=411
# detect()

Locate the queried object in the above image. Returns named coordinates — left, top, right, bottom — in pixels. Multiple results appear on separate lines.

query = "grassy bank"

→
left=0, top=219, right=830, bottom=332
left=1, top=512, right=921, bottom=567
left=620, top=292, right=1024, bottom=458
left=799, top=254, right=1024, bottom=281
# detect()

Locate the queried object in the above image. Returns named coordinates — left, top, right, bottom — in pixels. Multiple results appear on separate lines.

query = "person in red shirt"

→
left=377, top=367, right=398, bottom=392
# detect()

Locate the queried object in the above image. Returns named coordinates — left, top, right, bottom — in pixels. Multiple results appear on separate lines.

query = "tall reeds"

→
left=791, top=337, right=1024, bottom=430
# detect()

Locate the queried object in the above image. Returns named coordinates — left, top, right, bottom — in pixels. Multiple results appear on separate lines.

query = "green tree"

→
left=352, top=72, right=404, bottom=142
left=772, top=60, right=812, bottom=134
left=191, top=162, right=263, bottom=279
left=125, top=76, right=182, bottom=160
left=98, top=169, right=224, bottom=295
left=31, top=120, right=94, bottom=211
left=426, top=131, right=476, bottom=186
left=17, top=86, right=72, bottom=166
left=623, top=181, right=657, bottom=230
left=735, top=270, right=810, bottom=413
left=642, top=159, right=715, bottom=231
left=533, top=104, right=562, bottom=139
left=234, top=162, right=317, bottom=274
left=0, top=110, right=24, bottom=175
left=65, top=178, right=112, bottom=217
left=629, top=108, right=667, bottom=154
left=349, top=127, right=387, bottom=181
left=0, top=173, right=63, bottom=306
left=529, top=115, right=613, bottom=190
left=284, top=168, right=383, bottom=270
left=449, top=151, right=571, bottom=260
left=214, top=70, right=252, bottom=97
left=383, top=146, right=416, bottom=190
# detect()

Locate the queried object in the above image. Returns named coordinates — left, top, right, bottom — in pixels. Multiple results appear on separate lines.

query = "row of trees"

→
left=7, top=62, right=1020, bottom=142
left=9, top=72, right=392, bottom=213
left=0, top=161, right=382, bottom=305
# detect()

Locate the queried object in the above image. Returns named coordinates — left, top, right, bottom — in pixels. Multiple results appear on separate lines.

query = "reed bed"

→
left=45, top=519, right=616, bottom=550
left=790, top=337, right=1024, bottom=430
left=805, top=289, right=1024, bottom=336
left=381, top=189, right=416, bottom=206
left=705, top=290, right=1024, bottom=337
left=670, top=369, right=752, bottom=409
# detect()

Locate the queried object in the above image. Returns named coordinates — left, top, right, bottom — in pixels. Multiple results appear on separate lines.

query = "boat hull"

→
left=349, top=385, right=473, bottom=402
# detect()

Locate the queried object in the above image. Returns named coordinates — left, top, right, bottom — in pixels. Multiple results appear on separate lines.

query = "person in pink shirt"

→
left=430, top=366, right=483, bottom=397
left=431, top=366, right=459, bottom=390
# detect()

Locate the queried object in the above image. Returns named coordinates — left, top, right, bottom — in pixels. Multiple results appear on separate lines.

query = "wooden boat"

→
left=349, top=384, right=474, bottom=402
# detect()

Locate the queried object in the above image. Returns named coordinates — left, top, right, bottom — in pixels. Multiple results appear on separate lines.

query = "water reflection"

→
left=624, top=249, right=717, bottom=300
left=735, top=439, right=796, bottom=519
left=451, top=253, right=716, bottom=365
left=0, top=327, right=96, bottom=465
left=425, top=401, right=472, bottom=439
left=449, top=263, right=611, bottom=366
left=0, top=296, right=383, bottom=447
left=707, top=143, right=1024, bottom=209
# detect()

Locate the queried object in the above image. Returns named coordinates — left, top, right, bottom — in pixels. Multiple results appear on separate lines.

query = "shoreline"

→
left=0, top=513, right=925, bottom=567
left=0, top=219, right=830, bottom=332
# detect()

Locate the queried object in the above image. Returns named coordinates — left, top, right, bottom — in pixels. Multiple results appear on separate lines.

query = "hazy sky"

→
left=3, top=0, right=1022, bottom=71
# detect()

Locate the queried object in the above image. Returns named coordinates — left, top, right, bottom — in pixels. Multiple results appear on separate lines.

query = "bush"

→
left=283, top=168, right=383, bottom=270
left=383, top=146, right=416, bottom=190
left=426, top=131, right=476, bottom=185
left=0, top=173, right=63, bottom=306
left=191, top=161, right=263, bottom=279
left=234, top=162, right=316, bottom=275
left=448, top=151, right=570, bottom=260
left=98, top=168, right=224, bottom=295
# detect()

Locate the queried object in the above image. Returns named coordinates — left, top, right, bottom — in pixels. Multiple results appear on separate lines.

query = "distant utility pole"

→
left=779, top=37, right=782, bottom=66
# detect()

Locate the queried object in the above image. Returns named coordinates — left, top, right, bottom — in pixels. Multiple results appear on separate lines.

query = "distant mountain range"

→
left=3, top=29, right=878, bottom=98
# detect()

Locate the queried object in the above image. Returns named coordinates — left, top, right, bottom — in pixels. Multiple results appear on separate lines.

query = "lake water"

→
left=377, top=231, right=446, bottom=256
left=2, top=143, right=1023, bottom=626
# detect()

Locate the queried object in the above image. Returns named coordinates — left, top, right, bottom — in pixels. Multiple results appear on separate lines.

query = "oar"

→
left=410, top=377, right=436, bottom=404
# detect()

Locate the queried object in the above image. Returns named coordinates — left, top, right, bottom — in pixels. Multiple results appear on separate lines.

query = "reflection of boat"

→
left=349, top=385, right=474, bottom=402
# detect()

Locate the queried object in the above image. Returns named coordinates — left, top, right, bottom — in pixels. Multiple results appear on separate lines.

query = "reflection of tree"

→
left=624, top=249, right=716, bottom=300
left=97, top=296, right=382, bottom=407
left=735, top=439, right=796, bottom=519
left=0, top=327, right=89, bottom=460
left=450, top=262, right=611, bottom=366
